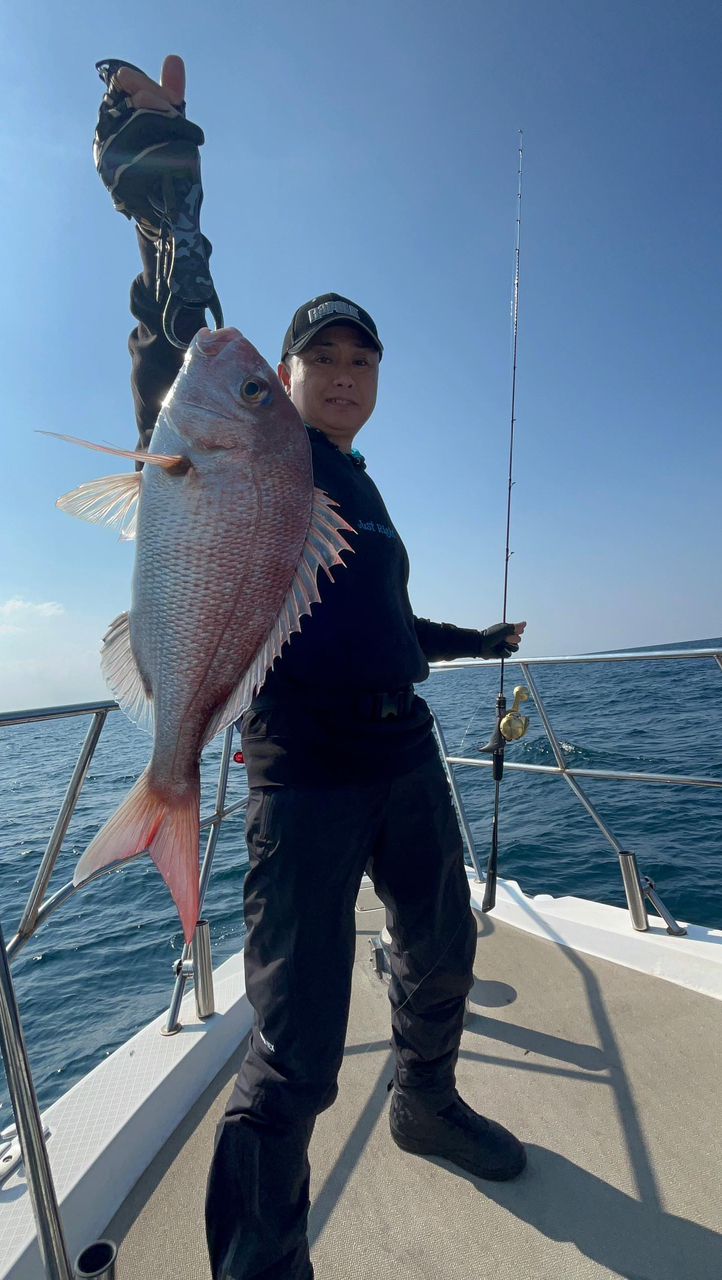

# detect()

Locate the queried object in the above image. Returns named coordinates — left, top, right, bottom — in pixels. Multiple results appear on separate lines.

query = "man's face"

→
left=277, top=324, right=380, bottom=449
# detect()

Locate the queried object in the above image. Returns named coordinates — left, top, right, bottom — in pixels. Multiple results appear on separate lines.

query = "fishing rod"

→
left=376, top=137, right=531, bottom=1016
left=480, top=130, right=530, bottom=913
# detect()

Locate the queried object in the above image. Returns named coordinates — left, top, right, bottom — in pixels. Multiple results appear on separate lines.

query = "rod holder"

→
left=74, top=1239, right=117, bottom=1279
left=191, top=920, right=215, bottom=1019
left=618, top=850, right=687, bottom=936
left=164, top=920, right=215, bottom=1034
left=618, top=851, right=649, bottom=931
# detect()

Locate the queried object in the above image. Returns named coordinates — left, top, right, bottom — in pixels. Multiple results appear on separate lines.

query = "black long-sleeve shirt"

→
left=128, top=235, right=491, bottom=783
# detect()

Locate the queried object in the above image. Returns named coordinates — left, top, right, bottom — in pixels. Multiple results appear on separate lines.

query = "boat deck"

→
left=105, top=906, right=722, bottom=1279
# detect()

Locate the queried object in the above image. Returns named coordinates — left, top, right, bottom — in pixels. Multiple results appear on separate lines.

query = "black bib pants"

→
left=205, top=747, right=477, bottom=1280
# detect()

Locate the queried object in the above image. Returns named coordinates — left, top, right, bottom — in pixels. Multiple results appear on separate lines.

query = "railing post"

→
left=0, top=918, right=74, bottom=1279
left=163, top=726, right=235, bottom=1034
left=432, top=713, right=484, bottom=880
left=18, top=710, right=109, bottom=942
left=641, top=879, right=687, bottom=936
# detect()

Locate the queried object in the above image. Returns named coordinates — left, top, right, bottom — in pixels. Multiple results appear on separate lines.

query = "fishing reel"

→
left=500, top=685, right=530, bottom=740
left=480, top=685, right=531, bottom=754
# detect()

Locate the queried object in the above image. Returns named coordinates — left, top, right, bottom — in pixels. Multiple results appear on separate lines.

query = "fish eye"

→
left=240, top=377, right=269, bottom=404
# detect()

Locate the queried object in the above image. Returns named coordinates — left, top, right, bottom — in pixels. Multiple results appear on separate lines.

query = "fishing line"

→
left=500, top=131, right=523, bottom=657
left=458, top=701, right=482, bottom=755
left=457, top=177, right=523, bottom=765
left=390, top=910, right=472, bottom=1016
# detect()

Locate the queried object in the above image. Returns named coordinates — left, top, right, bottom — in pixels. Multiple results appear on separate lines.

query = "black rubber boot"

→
left=389, top=1091, right=527, bottom=1182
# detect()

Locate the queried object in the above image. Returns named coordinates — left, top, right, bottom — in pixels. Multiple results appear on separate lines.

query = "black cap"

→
left=281, top=293, right=383, bottom=361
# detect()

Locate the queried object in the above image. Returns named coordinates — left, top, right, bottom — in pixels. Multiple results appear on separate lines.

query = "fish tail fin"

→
left=73, top=768, right=201, bottom=943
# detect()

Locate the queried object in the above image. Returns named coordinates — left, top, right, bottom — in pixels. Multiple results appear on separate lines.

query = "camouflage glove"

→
left=94, top=58, right=223, bottom=347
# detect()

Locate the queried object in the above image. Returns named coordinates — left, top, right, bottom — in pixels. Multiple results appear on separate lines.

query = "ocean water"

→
left=1, top=638, right=721, bottom=1122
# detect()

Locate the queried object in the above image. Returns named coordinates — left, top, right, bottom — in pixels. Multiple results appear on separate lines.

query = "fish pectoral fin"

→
left=57, top=473, right=141, bottom=540
left=73, top=768, right=200, bottom=944
left=201, top=487, right=355, bottom=746
left=39, top=430, right=187, bottom=469
left=101, top=612, right=154, bottom=734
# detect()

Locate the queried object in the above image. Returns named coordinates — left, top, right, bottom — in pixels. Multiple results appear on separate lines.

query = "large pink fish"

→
left=53, top=327, right=353, bottom=941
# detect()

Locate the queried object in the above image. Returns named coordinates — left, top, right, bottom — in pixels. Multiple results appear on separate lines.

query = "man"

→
left=101, top=56, right=527, bottom=1280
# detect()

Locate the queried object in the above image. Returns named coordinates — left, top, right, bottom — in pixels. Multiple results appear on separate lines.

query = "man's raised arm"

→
left=93, top=56, right=217, bottom=451
left=129, top=226, right=213, bottom=451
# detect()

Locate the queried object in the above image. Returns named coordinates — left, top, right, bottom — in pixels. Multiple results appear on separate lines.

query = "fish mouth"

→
left=194, top=327, right=243, bottom=355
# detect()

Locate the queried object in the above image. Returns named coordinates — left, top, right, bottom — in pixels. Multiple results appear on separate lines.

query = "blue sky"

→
left=2, top=0, right=720, bottom=709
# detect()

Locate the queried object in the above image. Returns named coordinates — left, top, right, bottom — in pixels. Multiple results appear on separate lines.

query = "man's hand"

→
left=479, top=621, right=526, bottom=660
left=506, top=620, right=526, bottom=649
left=94, top=53, right=221, bottom=345
left=94, top=53, right=203, bottom=242
left=112, top=55, right=186, bottom=114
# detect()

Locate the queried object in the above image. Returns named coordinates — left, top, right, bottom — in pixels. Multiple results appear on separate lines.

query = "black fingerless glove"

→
left=477, top=623, right=520, bottom=659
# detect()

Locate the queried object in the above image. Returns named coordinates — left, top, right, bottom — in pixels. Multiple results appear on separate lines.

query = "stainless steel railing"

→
left=431, top=646, right=722, bottom=933
left=0, top=920, right=76, bottom=1279
left=1, top=647, right=720, bottom=1275
left=0, top=699, right=245, bottom=1279
left=5, top=646, right=719, bottom=955
left=1, top=702, right=245, bottom=964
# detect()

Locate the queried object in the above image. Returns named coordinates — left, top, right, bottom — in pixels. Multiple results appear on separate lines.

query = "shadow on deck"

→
left=108, top=906, right=722, bottom=1279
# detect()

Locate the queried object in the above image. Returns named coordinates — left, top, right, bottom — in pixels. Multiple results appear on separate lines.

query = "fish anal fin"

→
left=201, top=488, right=355, bottom=746
left=57, top=473, right=141, bottom=540
left=101, top=612, right=154, bottom=734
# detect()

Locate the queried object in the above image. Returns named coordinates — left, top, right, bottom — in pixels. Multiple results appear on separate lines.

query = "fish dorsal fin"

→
left=57, top=473, right=141, bottom=541
left=201, top=488, right=354, bottom=746
left=100, top=611, right=154, bottom=734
